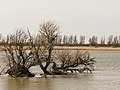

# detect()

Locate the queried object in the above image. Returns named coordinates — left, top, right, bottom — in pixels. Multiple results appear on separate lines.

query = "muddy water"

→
left=0, top=50, right=120, bottom=90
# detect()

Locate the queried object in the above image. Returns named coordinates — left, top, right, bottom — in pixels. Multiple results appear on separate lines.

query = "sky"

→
left=0, top=0, right=120, bottom=40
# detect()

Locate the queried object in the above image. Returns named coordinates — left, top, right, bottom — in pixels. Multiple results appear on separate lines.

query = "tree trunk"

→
left=45, top=48, right=52, bottom=69
left=39, top=62, right=51, bottom=75
left=6, top=65, right=35, bottom=77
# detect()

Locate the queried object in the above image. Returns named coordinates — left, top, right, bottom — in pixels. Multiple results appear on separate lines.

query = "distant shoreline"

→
left=54, top=46, right=120, bottom=51
left=1, top=45, right=120, bottom=51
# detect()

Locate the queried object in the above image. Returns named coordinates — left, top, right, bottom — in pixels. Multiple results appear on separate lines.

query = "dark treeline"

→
left=55, top=35, right=120, bottom=47
left=1, top=33, right=120, bottom=47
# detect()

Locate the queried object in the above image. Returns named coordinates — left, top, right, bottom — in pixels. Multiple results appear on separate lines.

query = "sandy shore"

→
left=54, top=46, right=120, bottom=51
left=1, top=45, right=120, bottom=51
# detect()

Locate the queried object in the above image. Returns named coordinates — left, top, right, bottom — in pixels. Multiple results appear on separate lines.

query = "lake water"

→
left=0, top=50, right=120, bottom=90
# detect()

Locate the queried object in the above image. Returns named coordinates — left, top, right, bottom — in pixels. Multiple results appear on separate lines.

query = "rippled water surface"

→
left=0, top=50, right=120, bottom=90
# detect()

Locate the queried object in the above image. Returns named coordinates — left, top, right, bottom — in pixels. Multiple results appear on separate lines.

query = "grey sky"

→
left=0, top=0, right=120, bottom=39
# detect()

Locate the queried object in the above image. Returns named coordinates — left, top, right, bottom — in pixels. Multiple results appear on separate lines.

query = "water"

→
left=0, top=50, right=120, bottom=90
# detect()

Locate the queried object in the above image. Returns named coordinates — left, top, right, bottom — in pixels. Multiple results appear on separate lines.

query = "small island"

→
left=0, top=21, right=120, bottom=77
left=0, top=21, right=95, bottom=77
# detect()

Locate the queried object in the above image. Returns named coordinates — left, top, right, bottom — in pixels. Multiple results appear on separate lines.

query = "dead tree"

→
left=31, top=21, right=95, bottom=75
left=3, top=29, right=35, bottom=77
left=1, top=21, right=95, bottom=76
left=0, top=33, right=2, bottom=42
left=28, top=21, right=59, bottom=74
left=52, top=50, right=95, bottom=74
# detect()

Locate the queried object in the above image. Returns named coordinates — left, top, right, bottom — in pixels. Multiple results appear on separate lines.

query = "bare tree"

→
left=0, top=33, right=2, bottom=41
left=113, top=36, right=118, bottom=46
left=52, top=50, right=95, bottom=74
left=89, top=36, right=98, bottom=46
left=100, top=36, right=105, bottom=46
left=3, top=29, right=35, bottom=77
left=31, top=21, right=59, bottom=74
left=118, top=36, right=120, bottom=46
left=73, top=35, right=78, bottom=44
left=62, top=35, right=69, bottom=44
left=68, top=35, right=73, bottom=44
left=79, top=35, right=85, bottom=45
left=107, top=35, right=113, bottom=46
left=0, top=33, right=2, bottom=46
left=62, top=35, right=66, bottom=44
left=54, top=35, right=62, bottom=44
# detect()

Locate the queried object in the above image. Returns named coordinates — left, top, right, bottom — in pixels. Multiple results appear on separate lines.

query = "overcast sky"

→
left=0, top=0, right=120, bottom=39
